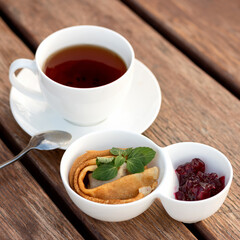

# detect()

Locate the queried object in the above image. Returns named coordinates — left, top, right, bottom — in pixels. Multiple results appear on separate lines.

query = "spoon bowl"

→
left=30, top=130, right=72, bottom=150
left=0, top=130, right=72, bottom=169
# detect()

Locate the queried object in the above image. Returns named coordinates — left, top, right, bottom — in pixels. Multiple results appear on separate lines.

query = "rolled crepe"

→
left=69, top=149, right=159, bottom=204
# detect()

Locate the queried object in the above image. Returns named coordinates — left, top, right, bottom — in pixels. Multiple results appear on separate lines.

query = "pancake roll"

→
left=69, top=149, right=159, bottom=204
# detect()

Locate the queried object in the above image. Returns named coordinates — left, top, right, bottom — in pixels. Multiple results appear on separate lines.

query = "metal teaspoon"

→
left=0, top=130, right=72, bottom=169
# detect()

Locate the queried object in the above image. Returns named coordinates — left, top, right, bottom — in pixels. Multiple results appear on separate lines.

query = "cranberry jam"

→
left=175, top=158, right=225, bottom=201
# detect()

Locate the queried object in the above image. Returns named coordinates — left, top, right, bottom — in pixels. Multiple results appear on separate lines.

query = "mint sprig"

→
left=92, top=147, right=156, bottom=181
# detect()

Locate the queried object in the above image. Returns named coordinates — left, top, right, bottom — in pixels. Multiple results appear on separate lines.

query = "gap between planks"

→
left=120, top=0, right=240, bottom=99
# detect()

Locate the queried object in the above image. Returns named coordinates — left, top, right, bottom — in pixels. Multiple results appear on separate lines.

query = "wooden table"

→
left=0, top=0, right=239, bottom=239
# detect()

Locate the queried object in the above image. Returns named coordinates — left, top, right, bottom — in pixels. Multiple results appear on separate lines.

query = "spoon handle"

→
left=0, top=146, right=32, bottom=169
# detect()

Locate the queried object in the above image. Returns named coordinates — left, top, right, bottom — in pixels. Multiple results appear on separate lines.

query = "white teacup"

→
left=9, top=26, right=135, bottom=126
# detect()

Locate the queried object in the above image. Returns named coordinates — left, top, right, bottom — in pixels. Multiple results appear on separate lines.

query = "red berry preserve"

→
left=175, top=158, right=225, bottom=201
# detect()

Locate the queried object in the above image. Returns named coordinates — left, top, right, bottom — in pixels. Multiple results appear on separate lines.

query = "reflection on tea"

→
left=43, top=45, right=127, bottom=88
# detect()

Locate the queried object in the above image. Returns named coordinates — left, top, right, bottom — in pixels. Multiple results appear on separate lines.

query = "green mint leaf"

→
left=127, top=157, right=145, bottom=173
left=122, top=148, right=133, bottom=157
left=114, top=156, right=125, bottom=168
left=128, top=147, right=156, bottom=166
left=92, top=162, right=118, bottom=181
left=96, top=157, right=115, bottom=167
left=110, top=147, right=133, bottom=157
left=110, top=147, right=125, bottom=156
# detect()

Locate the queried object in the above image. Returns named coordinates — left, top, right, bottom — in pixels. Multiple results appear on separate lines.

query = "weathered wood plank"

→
left=123, top=0, right=240, bottom=97
left=0, top=138, right=84, bottom=240
left=0, top=0, right=239, bottom=239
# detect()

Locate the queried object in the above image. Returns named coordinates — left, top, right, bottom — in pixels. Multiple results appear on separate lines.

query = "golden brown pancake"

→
left=69, top=149, right=159, bottom=204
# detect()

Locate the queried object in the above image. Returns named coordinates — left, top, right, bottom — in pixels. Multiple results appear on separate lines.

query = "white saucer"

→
left=10, top=59, right=161, bottom=149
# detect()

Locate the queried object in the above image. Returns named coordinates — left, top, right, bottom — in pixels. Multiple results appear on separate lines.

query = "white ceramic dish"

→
left=10, top=59, right=161, bottom=149
left=60, top=130, right=233, bottom=223
left=160, top=142, right=233, bottom=223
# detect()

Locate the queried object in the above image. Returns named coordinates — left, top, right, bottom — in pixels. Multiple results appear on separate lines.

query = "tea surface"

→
left=43, top=45, right=127, bottom=88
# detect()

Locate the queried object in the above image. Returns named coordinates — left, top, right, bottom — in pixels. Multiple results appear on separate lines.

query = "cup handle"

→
left=9, top=58, right=44, bottom=101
